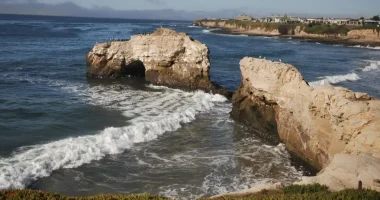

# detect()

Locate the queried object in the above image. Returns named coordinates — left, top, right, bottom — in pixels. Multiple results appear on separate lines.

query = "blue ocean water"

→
left=0, top=14, right=379, bottom=199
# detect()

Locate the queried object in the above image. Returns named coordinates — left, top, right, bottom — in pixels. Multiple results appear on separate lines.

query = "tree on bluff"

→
left=371, top=15, right=380, bottom=21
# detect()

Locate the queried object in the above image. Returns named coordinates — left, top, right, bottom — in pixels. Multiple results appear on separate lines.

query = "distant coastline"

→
left=194, top=19, right=380, bottom=47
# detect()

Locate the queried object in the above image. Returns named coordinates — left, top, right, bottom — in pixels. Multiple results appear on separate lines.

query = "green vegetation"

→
left=370, top=15, right=380, bottom=21
left=210, top=184, right=380, bottom=200
left=223, top=20, right=302, bottom=34
left=196, top=19, right=380, bottom=37
left=0, top=190, right=169, bottom=200
left=2, top=184, right=380, bottom=200
left=303, top=23, right=349, bottom=35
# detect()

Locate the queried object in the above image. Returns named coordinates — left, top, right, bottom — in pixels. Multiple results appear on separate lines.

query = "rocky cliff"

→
left=196, top=21, right=280, bottom=35
left=195, top=20, right=380, bottom=46
left=86, top=28, right=231, bottom=96
left=231, top=57, right=380, bottom=190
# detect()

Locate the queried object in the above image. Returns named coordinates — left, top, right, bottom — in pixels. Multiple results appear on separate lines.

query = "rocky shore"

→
left=231, top=57, right=380, bottom=194
left=195, top=20, right=380, bottom=47
left=86, top=28, right=380, bottom=197
left=86, top=28, right=232, bottom=97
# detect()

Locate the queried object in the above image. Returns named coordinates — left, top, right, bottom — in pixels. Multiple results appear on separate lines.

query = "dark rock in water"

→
left=86, top=28, right=232, bottom=98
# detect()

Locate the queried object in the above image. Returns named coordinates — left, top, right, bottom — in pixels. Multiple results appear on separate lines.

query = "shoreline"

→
left=208, top=28, right=380, bottom=47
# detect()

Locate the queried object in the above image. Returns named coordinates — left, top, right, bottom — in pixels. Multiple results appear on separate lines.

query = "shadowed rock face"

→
left=86, top=28, right=231, bottom=97
left=232, top=57, right=380, bottom=170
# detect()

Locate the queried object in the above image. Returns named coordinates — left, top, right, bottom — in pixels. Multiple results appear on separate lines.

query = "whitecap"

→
left=308, top=72, right=361, bottom=88
left=361, top=60, right=380, bottom=72
left=351, top=45, right=380, bottom=50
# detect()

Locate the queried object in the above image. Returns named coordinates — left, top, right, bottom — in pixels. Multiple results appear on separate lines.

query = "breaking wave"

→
left=308, top=73, right=361, bottom=88
left=0, top=81, right=227, bottom=189
left=309, top=60, right=380, bottom=88
left=360, top=60, right=380, bottom=72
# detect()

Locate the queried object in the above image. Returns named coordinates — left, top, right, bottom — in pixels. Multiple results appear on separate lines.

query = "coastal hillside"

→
left=194, top=19, right=380, bottom=46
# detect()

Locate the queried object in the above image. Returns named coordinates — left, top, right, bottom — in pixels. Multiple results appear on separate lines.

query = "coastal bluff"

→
left=232, top=57, right=380, bottom=191
left=86, top=28, right=230, bottom=96
left=195, top=20, right=380, bottom=46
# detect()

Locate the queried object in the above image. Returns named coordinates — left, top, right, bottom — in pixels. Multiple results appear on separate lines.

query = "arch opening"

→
left=123, top=60, right=146, bottom=78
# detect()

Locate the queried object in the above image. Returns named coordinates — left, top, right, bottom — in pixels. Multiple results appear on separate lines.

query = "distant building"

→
left=236, top=14, right=253, bottom=21
left=284, top=17, right=301, bottom=24
left=306, top=18, right=324, bottom=24
left=327, top=18, right=350, bottom=25
left=347, top=19, right=363, bottom=26
left=262, top=16, right=284, bottom=23
left=364, top=20, right=380, bottom=26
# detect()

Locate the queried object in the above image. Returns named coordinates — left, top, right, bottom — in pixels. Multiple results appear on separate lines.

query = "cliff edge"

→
left=232, top=57, right=380, bottom=190
left=86, top=28, right=231, bottom=96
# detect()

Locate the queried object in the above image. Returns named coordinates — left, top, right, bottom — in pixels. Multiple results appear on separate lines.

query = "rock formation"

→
left=231, top=57, right=380, bottom=190
left=297, top=154, right=380, bottom=191
left=86, top=28, right=231, bottom=96
left=195, top=20, right=380, bottom=46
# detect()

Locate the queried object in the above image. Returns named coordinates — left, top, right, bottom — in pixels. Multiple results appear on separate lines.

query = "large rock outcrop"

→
left=297, top=154, right=380, bottom=191
left=232, top=57, right=380, bottom=172
left=86, top=28, right=230, bottom=96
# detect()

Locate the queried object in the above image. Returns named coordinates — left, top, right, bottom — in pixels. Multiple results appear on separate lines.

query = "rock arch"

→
left=122, top=60, right=146, bottom=78
left=86, top=28, right=232, bottom=97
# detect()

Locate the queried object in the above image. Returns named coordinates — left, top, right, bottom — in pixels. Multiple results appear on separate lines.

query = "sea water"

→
left=0, top=14, right=380, bottom=199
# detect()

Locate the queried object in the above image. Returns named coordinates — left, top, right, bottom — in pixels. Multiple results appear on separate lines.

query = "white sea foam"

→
left=188, top=25, right=201, bottom=28
left=202, top=28, right=220, bottom=33
left=158, top=142, right=302, bottom=199
left=308, top=72, right=361, bottom=88
left=351, top=45, right=380, bottom=50
left=0, top=82, right=227, bottom=189
left=361, top=60, right=380, bottom=72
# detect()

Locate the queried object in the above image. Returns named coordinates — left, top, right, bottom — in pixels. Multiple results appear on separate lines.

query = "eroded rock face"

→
left=296, top=154, right=380, bottom=191
left=86, top=28, right=231, bottom=96
left=232, top=57, right=380, bottom=170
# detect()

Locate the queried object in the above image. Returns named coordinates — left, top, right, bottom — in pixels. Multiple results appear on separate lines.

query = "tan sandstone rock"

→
left=232, top=57, right=380, bottom=170
left=86, top=28, right=231, bottom=96
left=231, top=57, right=380, bottom=192
left=296, top=154, right=380, bottom=191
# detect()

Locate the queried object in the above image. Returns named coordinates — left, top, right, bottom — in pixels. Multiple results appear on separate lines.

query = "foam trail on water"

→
left=352, top=45, right=380, bottom=50
left=202, top=28, right=220, bottom=33
left=0, top=84, right=227, bottom=189
left=308, top=72, right=361, bottom=88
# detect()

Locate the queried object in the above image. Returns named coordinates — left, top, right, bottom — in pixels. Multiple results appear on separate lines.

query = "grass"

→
left=0, top=190, right=169, bottom=200
left=2, top=184, right=380, bottom=200
left=210, top=184, right=380, bottom=200
left=303, top=24, right=349, bottom=35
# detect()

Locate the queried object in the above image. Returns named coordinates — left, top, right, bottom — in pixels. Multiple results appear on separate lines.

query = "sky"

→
left=0, top=0, right=379, bottom=20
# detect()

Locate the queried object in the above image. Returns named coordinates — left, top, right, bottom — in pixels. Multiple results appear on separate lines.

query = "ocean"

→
left=0, top=14, right=379, bottom=199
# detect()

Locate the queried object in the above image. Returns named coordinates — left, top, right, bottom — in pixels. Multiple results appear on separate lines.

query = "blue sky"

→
left=36, top=0, right=379, bottom=16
